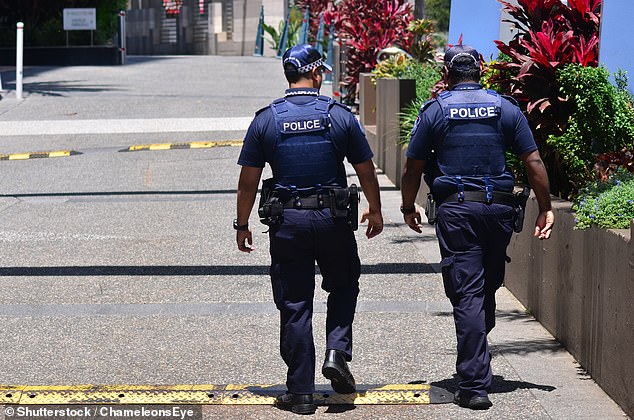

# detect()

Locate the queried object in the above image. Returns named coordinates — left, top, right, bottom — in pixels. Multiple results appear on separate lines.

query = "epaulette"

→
left=329, top=101, right=352, bottom=112
left=254, top=105, right=269, bottom=116
left=501, top=94, right=520, bottom=107
left=438, top=91, right=452, bottom=99
left=420, top=98, right=437, bottom=113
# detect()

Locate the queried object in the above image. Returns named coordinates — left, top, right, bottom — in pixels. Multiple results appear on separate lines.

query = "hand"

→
left=236, top=230, right=255, bottom=252
left=360, top=208, right=383, bottom=239
left=534, top=210, right=554, bottom=240
left=403, top=208, right=423, bottom=233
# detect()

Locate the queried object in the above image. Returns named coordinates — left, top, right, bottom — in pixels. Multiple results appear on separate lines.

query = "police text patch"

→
left=279, top=116, right=329, bottom=134
left=446, top=104, right=500, bottom=120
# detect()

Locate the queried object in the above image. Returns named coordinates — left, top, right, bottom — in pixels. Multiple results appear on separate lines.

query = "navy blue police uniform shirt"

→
left=407, top=83, right=537, bottom=197
left=238, top=88, right=373, bottom=188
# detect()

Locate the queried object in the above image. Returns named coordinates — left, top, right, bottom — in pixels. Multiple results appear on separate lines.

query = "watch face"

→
left=233, top=219, right=248, bottom=230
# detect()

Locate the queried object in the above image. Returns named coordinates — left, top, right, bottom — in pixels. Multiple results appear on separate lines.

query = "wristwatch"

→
left=400, top=205, right=415, bottom=214
left=233, top=219, right=249, bottom=231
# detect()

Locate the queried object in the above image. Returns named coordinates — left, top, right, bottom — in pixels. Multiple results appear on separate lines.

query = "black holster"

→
left=425, top=193, right=437, bottom=225
left=329, top=184, right=359, bottom=231
left=258, top=178, right=283, bottom=226
left=513, top=186, right=531, bottom=233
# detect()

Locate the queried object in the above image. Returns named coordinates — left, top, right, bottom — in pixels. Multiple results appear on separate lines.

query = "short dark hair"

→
left=284, top=63, right=319, bottom=84
left=447, top=55, right=481, bottom=85
left=284, top=63, right=301, bottom=83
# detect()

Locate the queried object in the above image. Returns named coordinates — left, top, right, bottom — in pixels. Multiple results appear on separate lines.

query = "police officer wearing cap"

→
left=235, top=44, right=383, bottom=415
left=401, top=45, right=555, bottom=410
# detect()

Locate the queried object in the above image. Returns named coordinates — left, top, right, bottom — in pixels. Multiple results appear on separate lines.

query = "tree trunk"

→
left=414, top=0, right=426, bottom=19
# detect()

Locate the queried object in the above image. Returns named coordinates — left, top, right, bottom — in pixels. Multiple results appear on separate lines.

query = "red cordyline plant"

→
left=295, top=0, right=334, bottom=43
left=330, top=0, right=414, bottom=103
left=491, top=0, right=601, bottom=197
left=492, top=0, right=601, bottom=133
left=293, top=0, right=414, bottom=104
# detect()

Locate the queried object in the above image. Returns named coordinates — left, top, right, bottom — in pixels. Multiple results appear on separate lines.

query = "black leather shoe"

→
left=321, top=349, right=356, bottom=394
left=275, top=392, right=316, bottom=415
left=454, top=392, right=492, bottom=410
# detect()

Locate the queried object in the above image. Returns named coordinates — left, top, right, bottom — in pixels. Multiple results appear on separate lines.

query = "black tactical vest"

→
left=270, top=95, right=340, bottom=188
left=435, top=88, right=506, bottom=177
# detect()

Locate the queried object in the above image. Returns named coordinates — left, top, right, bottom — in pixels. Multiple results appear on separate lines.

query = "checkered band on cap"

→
left=297, top=58, right=326, bottom=74
left=444, top=45, right=481, bottom=69
left=282, top=44, right=332, bottom=75
left=448, top=52, right=478, bottom=68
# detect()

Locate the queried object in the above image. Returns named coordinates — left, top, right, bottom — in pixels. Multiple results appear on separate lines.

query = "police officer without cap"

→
left=400, top=45, right=555, bottom=410
left=235, top=44, right=383, bottom=415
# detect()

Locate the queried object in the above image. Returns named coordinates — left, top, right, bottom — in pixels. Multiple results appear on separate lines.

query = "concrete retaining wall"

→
left=506, top=197, right=634, bottom=416
left=360, top=76, right=634, bottom=417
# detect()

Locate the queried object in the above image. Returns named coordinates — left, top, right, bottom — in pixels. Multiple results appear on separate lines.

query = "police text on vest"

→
left=283, top=119, right=321, bottom=131
left=449, top=106, right=497, bottom=119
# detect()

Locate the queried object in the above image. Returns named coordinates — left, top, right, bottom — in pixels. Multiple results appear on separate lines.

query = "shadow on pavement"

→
left=0, top=262, right=438, bottom=277
left=10, top=80, right=126, bottom=97
left=491, top=337, right=565, bottom=355
left=429, top=374, right=556, bottom=396
left=0, top=56, right=185, bottom=85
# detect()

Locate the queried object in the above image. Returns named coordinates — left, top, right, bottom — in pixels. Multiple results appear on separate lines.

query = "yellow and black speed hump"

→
left=0, top=384, right=454, bottom=405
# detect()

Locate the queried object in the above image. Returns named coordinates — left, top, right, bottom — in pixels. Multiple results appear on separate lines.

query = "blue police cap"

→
left=444, top=45, right=481, bottom=70
left=282, top=44, right=332, bottom=75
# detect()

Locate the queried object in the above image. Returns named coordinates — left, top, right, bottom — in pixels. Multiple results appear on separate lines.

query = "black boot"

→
left=275, top=392, right=316, bottom=415
left=321, top=349, right=356, bottom=394
left=454, top=391, right=492, bottom=410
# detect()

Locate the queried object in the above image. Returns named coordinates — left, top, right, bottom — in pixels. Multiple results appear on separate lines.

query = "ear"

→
left=310, top=68, right=322, bottom=81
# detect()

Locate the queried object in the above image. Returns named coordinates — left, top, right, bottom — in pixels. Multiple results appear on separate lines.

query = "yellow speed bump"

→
left=121, top=140, right=243, bottom=152
left=0, top=150, right=80, bottom=160
left=0, top=384, right=454, bottom=405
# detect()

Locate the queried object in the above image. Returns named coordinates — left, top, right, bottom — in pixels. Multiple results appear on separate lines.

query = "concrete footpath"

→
left=0, top=56, right=629, bottom=419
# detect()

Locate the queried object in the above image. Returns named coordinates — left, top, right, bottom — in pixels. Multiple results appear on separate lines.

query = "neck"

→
left=449, top=80, right=480, bottom=89
left=290, top=80, right=317, bottom=90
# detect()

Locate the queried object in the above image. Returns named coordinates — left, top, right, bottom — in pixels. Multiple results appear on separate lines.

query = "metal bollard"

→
left=16, top=22, right=24, bottom=100
left=119, top=11, right=126, bottom=65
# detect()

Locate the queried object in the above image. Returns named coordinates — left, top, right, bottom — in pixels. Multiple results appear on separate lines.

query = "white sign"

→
left=63, top=8, right=96, bottom=31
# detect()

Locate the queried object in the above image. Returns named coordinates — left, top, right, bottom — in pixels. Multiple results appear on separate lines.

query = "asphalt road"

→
left=0, top=56, right=628, bottom=419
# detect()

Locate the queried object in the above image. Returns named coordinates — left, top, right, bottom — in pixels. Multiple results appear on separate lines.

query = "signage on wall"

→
left=63, top=8, right=97, bottom=31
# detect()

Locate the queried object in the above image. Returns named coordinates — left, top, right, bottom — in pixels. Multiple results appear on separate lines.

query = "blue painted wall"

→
left=448, top=0, right=502, bottom=60
left=599, top=0, right=634, bottom=93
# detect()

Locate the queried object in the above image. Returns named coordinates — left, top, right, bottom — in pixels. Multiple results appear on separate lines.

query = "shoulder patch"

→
left=501, top=94, right=520, bottom=107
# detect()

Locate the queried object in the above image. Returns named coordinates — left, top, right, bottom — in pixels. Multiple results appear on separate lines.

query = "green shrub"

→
left=547, top=64, right=634, bottom=196
left=372, top=54, right=441, bottom=144
left=425, top=0, right=451, bottom=32
left=262, top=6, right=303, bottom=51
left=0, top=0, right=127, bottom=47
left=573, top=169, right=634, bottom=229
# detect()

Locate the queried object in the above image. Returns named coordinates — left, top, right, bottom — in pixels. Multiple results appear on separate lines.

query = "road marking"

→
left=0, top=118, right=252, bottom=136
left=0, top=150, right=80, bottom=160
left=0, top=384, right=454, bottom=405
left=121, top=140, right=243, bottom=152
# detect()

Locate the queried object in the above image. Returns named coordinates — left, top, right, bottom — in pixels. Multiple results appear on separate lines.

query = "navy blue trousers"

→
left=436, top=201, right=514, bottom=397
left=269, top=208, right=361, bottom=394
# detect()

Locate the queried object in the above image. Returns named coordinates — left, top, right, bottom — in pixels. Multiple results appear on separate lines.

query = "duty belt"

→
left=438, top=190, right=516, bottom=207
left=282, top=194, right=334, bottom=209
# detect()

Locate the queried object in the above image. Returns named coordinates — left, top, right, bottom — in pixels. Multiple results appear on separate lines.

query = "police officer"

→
left=235, top=44, right=383, bottom=415
left=400, top=45, right=554, bottom=410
